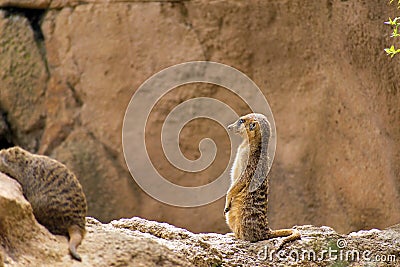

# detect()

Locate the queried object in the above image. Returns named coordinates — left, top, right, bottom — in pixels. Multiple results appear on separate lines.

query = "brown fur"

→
left=224, top=113, right=300, bottom=247
left=0, top=146, right=87, bottom=261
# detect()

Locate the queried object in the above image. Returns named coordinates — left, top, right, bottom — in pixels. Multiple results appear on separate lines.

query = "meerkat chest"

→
left=230, top=143, right=250, bottom=183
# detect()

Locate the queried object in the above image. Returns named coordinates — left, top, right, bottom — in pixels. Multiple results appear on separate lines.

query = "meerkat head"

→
left=227, top=113, right=271, bottom=145
left=0, top=146, right=29, bottom=174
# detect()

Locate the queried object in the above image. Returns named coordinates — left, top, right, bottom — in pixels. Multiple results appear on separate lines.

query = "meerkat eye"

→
left=249, top=122, right=257, bottom=131
left=238, top=119, right=245, bottom=124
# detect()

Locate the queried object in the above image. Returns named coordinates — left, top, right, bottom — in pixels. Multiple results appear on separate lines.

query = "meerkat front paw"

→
left=224, top=200, right=231, bottom=215
left=224, top=206, right=230, bottom=214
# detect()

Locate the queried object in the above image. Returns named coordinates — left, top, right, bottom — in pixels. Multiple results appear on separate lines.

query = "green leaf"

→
left=385, top=17, right=394, bottom=25
left=384, top=45, right=400, bottom=58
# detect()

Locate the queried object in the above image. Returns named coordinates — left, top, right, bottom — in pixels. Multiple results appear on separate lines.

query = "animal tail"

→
left=268, top=228, right=301, bottom=250
left=68, top=225, right=84, bottom=261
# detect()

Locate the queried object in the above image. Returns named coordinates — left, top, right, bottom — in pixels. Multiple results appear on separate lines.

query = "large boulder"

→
left=0, top=0, right=399, bottom=235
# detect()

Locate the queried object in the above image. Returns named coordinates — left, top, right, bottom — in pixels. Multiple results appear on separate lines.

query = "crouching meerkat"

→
left=224, top=113, right=300, bottom=248
left=0, top=146, right=87, bottom=261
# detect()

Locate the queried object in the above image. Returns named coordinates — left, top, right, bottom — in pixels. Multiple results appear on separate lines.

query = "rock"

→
left=77, top=217, right=193, bottom=267
left=0, top=112, right=11, bottom=147
left=0, top=0, right=399, bottom=237
left=0, top=0, right=187, bottom=9
left=42, top=2, right=204, bottom=159
left=50, top=128, right=140, bottom=222
left=0, top=173, right=64, bottom=266
left=40, top=1, right=228, bottom=232
left=1, top=174, right=399, bottom=266
left=0, top=0, right=50, bottom=9
left=0, top=172, right=192, bottom=266
left=0, top=10, right=47, bottom=151
left=0, top=172, right=38, bottom=246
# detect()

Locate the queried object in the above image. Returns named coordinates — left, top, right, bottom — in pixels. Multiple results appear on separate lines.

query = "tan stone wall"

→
left=0, top=0, right=399, bottom=234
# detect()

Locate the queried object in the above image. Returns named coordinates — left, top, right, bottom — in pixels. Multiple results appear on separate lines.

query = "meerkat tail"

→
left=68, top=225, right=84, bottom=261
left=269, top=228, right=301, bottom=250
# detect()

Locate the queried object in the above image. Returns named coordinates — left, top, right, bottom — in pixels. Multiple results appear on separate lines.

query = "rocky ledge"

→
left=0, top=172, right=399, bottom=267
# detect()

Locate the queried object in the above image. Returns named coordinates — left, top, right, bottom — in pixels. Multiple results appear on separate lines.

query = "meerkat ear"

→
left=249, top=122, right=257, bottom=131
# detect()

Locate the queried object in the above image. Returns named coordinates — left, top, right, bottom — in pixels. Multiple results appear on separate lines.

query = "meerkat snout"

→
left=228, top=117, right=258, bottom=135
left=227, top=118, right=245, bottom=133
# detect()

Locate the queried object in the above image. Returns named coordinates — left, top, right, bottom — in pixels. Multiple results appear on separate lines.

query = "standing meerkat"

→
left=0, top=146, right=87, bottom=261
left=224, top=113, right=300, bottom=247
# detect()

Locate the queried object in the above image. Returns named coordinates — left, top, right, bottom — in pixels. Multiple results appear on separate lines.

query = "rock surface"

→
left=0, top=173, right=400, bottom=267
left=0, top=10, right=47, bottom=151
left=0, top=173, right=64, bottom=267
left=1, top=172, right=399, bottom=266
left=0, top=0, right=399, bottom=236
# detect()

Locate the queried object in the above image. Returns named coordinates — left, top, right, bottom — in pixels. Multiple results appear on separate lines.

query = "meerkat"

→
left=0, top=146, right=87, bottom=261
left=224, top=113, right=300, bottom=248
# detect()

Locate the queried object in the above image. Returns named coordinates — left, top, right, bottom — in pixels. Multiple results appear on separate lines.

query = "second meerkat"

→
left=0, top=146, right=87, bottom=261
left=224, top=113, right=300, bottom=246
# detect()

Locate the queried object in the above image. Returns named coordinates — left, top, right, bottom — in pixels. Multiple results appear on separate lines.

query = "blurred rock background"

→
left=0, top=0, right=399, bottom=235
